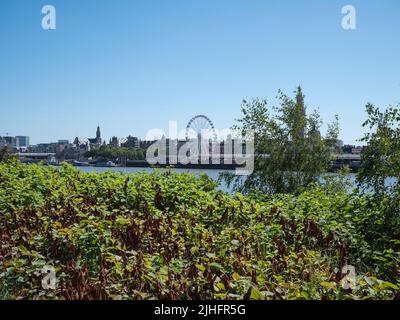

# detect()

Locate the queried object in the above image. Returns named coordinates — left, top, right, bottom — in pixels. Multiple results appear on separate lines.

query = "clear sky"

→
left=0, top=0, right=399, bottom=145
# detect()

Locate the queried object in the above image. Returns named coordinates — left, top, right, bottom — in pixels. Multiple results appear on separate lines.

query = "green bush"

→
left=0, top=161, right=398, bottom=300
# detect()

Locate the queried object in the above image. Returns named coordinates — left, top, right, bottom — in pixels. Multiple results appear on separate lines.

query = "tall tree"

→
left=222, top=86, right=339, bottom=195
left=357, top=103, right=400, bottom=240
left=357, top=103, right=400, bottom=196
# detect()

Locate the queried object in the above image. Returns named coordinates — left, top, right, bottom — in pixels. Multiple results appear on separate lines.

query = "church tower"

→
left=96, top=125, right=101, bottom=144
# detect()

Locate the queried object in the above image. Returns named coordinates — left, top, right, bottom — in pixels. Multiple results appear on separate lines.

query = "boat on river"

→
left=94, top=161, right=117, bottom=167
left=72, top=160, right=90, bottom=167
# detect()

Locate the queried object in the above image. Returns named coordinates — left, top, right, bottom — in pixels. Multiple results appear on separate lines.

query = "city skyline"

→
left=1, top=0, right=400, bottom=145
left=0, top=123, right=362, bottom=148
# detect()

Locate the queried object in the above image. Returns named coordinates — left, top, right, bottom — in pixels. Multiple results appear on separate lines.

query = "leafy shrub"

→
left=0, top=161, right=398, bottom=300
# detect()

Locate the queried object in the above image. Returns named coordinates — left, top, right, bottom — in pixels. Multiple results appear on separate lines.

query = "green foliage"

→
left=85, top=145, right=145, bottom=162
left=222, top=86, right=339, bottom=195
left=317, top=167, right=352, bottom=195
left=0, top=162, right=398, bottom=300
left=0, top=146, right=17, bottom=163
left=357, top=103, right=400, bottom=250
left=358, top=103, right=400, bottom=196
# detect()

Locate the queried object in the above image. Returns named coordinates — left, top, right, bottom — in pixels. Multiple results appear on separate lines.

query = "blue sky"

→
left=0, top=0, right=399, bottom=145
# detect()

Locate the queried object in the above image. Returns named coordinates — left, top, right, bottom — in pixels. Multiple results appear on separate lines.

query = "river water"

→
left=76, top=167, right=232, bottom=192
left=75, top=167, right=382, bottom=194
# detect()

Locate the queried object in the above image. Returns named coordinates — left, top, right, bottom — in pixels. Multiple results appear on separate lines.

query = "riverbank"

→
left=19, top=155, right=362, bottom=172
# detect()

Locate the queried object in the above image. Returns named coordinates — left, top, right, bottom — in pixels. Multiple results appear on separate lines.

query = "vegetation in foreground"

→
left=0, top=161, right=399, bottom=300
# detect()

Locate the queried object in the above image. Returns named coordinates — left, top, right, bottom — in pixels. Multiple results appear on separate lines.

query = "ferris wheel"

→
left=185, top=115, right=217, bottom=140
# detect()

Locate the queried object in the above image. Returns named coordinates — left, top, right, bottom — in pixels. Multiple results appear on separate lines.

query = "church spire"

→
left=96, top=125, right=101, bottom=143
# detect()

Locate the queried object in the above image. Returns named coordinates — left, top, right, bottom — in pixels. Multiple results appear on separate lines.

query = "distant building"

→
left=15, top=136, right=30, bottom=148
left=342, top=144, right=355, bottom=154
left=29, top=143, right=58, bottom=153
left=74, top=126, right=102, bottom=151
left=1, top=136, right=16, bottom=147
left=56, top=143, right=87, bottom=161
left=341, top=144, right=363, bottom=155
left=351, top=146, right=363, bottom=155
left=140, top=140, right=157, bottom=149
left=0, top=135, right=30, bottom=151
left=87, top=126, right=102, bottom=146
left=121, top=135, right=139, bottom=148
left=27, top=139, right=84, bottom=161
left=0, top=137, right=6, bottom=148
left=29, top=139, right=71, bottom=157
left=109, top=136, right=120, bottom=147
